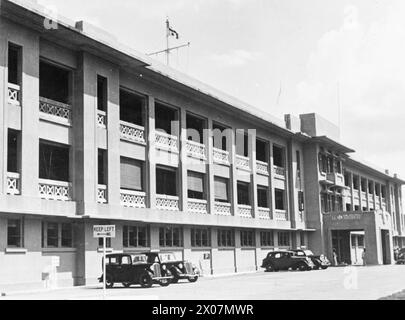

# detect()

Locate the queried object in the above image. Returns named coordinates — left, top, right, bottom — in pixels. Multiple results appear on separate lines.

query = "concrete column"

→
left=183, top=227, right=192, bottom=261
left=207, top=119, right=215, bottom=215
left=287, top=140, right=297, bottom=228
left=254, top=230, right=261, bottom=270
left=350, top=172, right=355, bottom=211
left=20, top=35, right=40, bottom=197
left=210, top=228, right=218, bottom=275
left=179, top=108, right=188, bottom=212
left=147, top=96, right=156, bottom=209
left=0, top=23, right=6, bottom=194
left=150, top=225, right=160, bottom=250
left=230, top=129, right=238, bottom=216
left=234, top=229, right=241, bottom=272
left=366, top=178, right=370, bottom=211
left=269, top=142, right=276, bottom=219
left=248, top=129, right=258, bottom=218
left=372, top=181, right=376, bottom=211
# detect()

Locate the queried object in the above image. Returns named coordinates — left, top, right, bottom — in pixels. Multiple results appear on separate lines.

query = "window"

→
left=300, top=232, right=306, bottom=247
left=275, top=189, right=285, bottom=210
left=346, top=203, right=352, bottom=211
left=344, top=172, right=350, bottom=187
left=260, top=231, right=274, bottom=247
left=212, top=123, right=228, bottom=151
left=382, top=186, right=387, bottom=198
left=354, top=205, right=360, bottom=211
left=159, top=227, right=183, bottom=248
left=353, top=176, right=359, bottom=190
left=156, top=167, right=177, bottom=196
left=257, top=186, right=268, bottom=208
left=236, top=131, right=249, bottom=157
left=99, top=237, right=111, bottom=248
left=123, top=225, right=149, bottom=248
left=40, top=61, right=70, bottom=104
left=42, top=221, right=74, bottom=248
left=214, top=177, right=230, bottom=203
left=155, top=102, right=178, bottom=135
left=358, top=236, right=364, bottom=247
left=336, top=160, right=342, bottom=174
left=273, top=146, right=284, bottom=168
left=237, top=182, right=250, bottom=206
left=361, top=178, right=367, bottom=192
left=296, top=150, right=301, bottom=175
left=186, top=114, right=205, bottom=144
left=298, top=191, right=305, bottom=212
left=97, top=75, right=107, bottom=111
left=327, top=157, right=334, bottom=173
left=217, top=229, right=235, bottom=247
left=120, top=157, right=143, bottom=191
left=98, top=149, right=107, bottom=185
left=39, top=141, right=70, bottom=182
left=120, top=89, right=145, bottom=126
left=241, top=230, right=255, bottom=247
left=256, top=139, right=267, bottom=163
left=375, top=184, right=380, bottom=196
left=7, top=129, right=19, bottom=173
left=188, top=171, right=205, bottom=200
left=278, top=232, right=290, bottom=247
left=191, top=228, right=211, bottom=247
left=7, top=218, right=24, bottom=248
left=8, top=43, right=21, bottom=85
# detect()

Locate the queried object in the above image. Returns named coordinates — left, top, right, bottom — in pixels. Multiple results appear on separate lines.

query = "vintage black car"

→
left=98, top=253, right=173, bottom=288
left=144, top=252, right=199, bottom=283
left=292, top=249, right=331, bottom=270
left=261, top=250, right=315, bottom=272
left=397, top=251, right=405, bottom=265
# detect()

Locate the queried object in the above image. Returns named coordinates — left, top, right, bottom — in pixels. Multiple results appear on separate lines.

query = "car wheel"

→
left=265, top=264, right=275, bottom=272
left=298, top=263, right=308, bottom=272
left=188, top=276, right=198, bottom=283
left=171, top=277, right=179, bottom=284
left=159, top=279, right=171, bottom=287
left=321, top=266, right=329, bottom=270
left=139, top=273, right=153, bottom=288
left=122, top=282, right=132, bottom=288
left=105, top=277, right=114, bottom=288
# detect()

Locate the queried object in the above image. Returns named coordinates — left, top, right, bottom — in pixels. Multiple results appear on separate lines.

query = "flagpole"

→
left=166, top=18, right=170, bottom=66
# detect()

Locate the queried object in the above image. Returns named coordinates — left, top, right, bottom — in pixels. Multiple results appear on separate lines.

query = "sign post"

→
left=93, top=225, right=116, bottom=300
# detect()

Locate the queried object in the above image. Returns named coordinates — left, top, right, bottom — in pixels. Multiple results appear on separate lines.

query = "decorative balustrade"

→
left=236, top=155, right=251, bottom=171
left=186, top=140, right=206, bottom=160
left=97, top=110, right=107, bottom=128
left=213, top=148, right=230, bottom=165
left=155, top=131, right=179, bottom=152
left=39, top=97, right=72, bottom=125
left=97, top=185, right=107, bottom=204
left=120, top=121, right=146, bottom=144
left=8, top=83, right=20, bottom=105
left=274, top=166, right=286, bottom=178
left=39, top=179, right=72, bottom=201
left=275, top=209, right=288, bottom=221
left=120, top=190, right=146, bottom=208
left=187, top=199, right=208, bottom=214
left=256, top=161, right=269, bottom=176
left=6, top=172, right=20, bottom=195
left=238, top=205, right=253, bottom=218
left=258, top=207, right=271, bottom=220
left=214, top=202, right=232, bottom=216
left=156, top=195, right=180, bottom=211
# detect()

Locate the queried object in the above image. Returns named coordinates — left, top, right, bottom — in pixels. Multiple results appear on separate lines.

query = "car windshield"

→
left=132, top=254, right=148, bottom=264
left=159, top=253, right=177, bottom=262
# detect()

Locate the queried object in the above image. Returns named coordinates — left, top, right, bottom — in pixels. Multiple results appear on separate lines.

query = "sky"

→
left=37, top=0, right=405, bottom=177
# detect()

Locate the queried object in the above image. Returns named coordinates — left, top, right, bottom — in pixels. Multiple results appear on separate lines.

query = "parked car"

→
left=397, top=251, right=405, bottom=265
left=292, top=249, right=331, bottom=270
left=144, top=252, right=199, bottom=283
left=98, top=253, right=173, bottom=288
left=261, top=250, right=315, bottom=272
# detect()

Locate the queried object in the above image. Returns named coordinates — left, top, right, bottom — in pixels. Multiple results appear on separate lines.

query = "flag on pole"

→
left=166, top=19, right=179, bottom=39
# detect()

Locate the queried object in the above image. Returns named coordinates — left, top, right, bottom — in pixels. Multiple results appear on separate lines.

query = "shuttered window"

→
left=156, top=167, right=177, bottom=196
left=188, top=171, right=205, bottom=199
left=214, top=177, right=229, bottom=202
left=120, top=157, right=143, bottom=191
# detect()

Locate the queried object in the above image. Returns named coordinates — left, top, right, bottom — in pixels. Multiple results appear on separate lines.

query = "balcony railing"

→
left=39, top=97, right=72, bottom=125
left=156, top=194, right=179, bottom=211
left=8, top=83, right=20, bottom=106
left=155, top=131, right=179, bottom=153
left=120, top=190, right=146, bottom=208
left=97, top=110, right=107, bottom=128
left=214, top=202, right=232, bottom=216
left=256, top=160, right=269, bottom=176
left=238, top=205, right=253, bottom=218
left=274, top=166, right=286, bottom=179
left=97, top=185, right=107, bottom=204
left=186, top=140, right=207, bottom=160
left=213, top=148, right=230, bottom=166
left=187, top=198, right=208, bottom=214
left=39, top=179, right=72, bottom=201
left=120, top=121, right=146, bottom=145
left=326, top=173, right=345, bottom=187
left=275, top=209, right=288, bottom=221
left=258, top=207, right=271, bottom=220
left=6, top=172, right=20, bottom=195
left=236, top=155, right=251, bottom=172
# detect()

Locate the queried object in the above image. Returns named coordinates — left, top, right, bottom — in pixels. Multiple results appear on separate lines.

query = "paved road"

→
left=1, top=265, right=404, bottom=300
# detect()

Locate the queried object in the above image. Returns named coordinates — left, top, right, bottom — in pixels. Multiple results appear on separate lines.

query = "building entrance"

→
left=331, top=230, right=365, bottom=265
